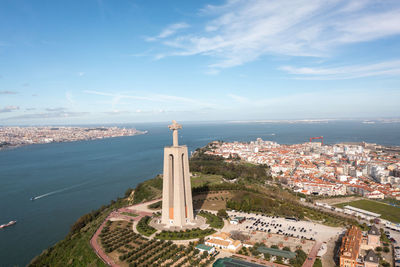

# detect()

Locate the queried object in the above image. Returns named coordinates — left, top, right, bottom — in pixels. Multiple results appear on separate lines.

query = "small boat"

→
left=0, top=220, right=17, bottom=229
left=30, top=196, right=36, bottom=201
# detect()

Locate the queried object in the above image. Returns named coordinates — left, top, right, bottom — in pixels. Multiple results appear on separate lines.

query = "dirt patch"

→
left=193, top=191, right=232, bottom=210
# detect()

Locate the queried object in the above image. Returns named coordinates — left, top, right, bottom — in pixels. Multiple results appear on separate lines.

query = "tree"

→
left=252, top=249, right=261, bottom=256
left=375, top=246, right=382, bottom=252
left=383, top=246, right=390, bottom=253
left=313, top=258, right=322, bottom=267
left=283, top=246, right=291, bottom=251
left=217, top=209, right=228, bottom=219
left=264, top=253, right=271, bottom=260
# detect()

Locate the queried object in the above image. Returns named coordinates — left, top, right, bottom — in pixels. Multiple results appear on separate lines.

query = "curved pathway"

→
left=90, top=213, right=118, bottom=267
left=90, top=200, right=159, bottom=266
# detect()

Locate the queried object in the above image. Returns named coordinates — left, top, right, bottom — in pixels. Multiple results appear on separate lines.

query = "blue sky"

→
left=1, top=0, right=400, bottom=125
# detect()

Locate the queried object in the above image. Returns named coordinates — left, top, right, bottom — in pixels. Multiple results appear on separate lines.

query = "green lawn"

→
left=335, top=199, right=400, bottom=223
left=190, top=173, right=224, bottom=187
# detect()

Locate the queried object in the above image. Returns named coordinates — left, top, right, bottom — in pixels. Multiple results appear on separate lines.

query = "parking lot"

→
left=394, top=243, right=400, bottom=267
left=385, top=228, right=400, bottom=266
left=224, top=211, right=344, bottom=243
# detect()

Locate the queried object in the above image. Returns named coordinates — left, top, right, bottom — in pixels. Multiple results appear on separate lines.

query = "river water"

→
left=0, top=121, right=399, bottom=266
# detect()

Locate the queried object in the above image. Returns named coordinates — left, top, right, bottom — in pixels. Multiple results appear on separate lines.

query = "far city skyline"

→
left=1, top=0, right=400, bottom=125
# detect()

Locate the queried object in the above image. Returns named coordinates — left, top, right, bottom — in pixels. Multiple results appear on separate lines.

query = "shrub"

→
left=136, top=216, right=157, bottom=237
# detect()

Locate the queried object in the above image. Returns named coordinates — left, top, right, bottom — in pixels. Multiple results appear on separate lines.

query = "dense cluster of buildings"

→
left=0, top=126, right=146, bottom=150
left=339, top=225, right=380, bottom=267
left=206, top=139, right=400, bottom=199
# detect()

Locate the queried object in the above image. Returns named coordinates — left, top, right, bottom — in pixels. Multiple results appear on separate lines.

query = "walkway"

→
left=90, top=200, right=159, bottom=266
left=302, top=241, right=322, bottom=267
left=90, top=213, right=118, bottom=267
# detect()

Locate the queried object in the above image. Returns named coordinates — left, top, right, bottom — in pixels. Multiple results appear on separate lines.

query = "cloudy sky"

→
left=1, top=0, right=400, bottom=125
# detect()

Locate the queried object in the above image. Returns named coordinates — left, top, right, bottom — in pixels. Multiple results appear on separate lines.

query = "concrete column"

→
left=161, top=148, right=171, bottom=224
left=173, top=130, right=178, bottom=146
left=182, top=148, right=194, bottom=221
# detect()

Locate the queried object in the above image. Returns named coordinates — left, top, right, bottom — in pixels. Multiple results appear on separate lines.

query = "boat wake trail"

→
left=32, top=182, right=88, bottom=200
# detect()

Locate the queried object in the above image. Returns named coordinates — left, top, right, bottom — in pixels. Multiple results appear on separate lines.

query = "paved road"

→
left=302, top=242, right=322, bottom=267
left=90, top=213, right=118, bottom=267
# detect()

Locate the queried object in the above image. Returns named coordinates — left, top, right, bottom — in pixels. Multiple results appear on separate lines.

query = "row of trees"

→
left=192, top=182, right=258, bottom=195
left=100, top=221, right=145, bottom=253
left=155, top=227, right=216, bottom=240
left=136, top=216, right=157, bottom=237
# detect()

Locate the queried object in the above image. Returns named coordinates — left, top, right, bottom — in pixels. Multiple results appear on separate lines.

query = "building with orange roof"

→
left=339, top=225, right=362, bottom=267
left=205, top=232, right=242, bottom=252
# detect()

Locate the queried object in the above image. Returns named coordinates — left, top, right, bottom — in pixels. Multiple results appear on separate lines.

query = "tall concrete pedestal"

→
left=161, top=121, right=194, bottom=227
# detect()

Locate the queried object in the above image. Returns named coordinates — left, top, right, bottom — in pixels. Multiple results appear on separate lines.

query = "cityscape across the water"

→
left=0, top=126, right=147, bottom=150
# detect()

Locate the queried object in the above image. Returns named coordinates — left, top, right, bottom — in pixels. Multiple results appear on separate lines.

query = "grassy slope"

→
left=29, top=200, right=126, bottom=266
left=133, top=176, right=163, bottom=204
left=335, top=199, right=400, bottom=223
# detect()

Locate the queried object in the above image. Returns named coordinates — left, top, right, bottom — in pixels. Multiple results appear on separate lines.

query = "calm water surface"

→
left=1, top=121, right=399, bottom=266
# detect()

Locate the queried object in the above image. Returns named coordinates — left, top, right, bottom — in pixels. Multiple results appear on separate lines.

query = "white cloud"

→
left=151, top=0, right=400, bottom=70
left=0, top=90, right=18, bottom=95
left=146, top=22, right=190, bottom=41
left=217, top=89, right=400, bottom=119
left=228, top=94, right=249, bottom=103
left=280, top=60, right=400, bottom=79
left=78, top=72, right=85, bottom=77
left=0, top=105, right=19, bottom=113
left=2, top=111, right=89, bottom=120
left=104, top=109, right=169, bottom=116
left=45, top=107, right=67, bottom=112
left=65, top=91, right=75, bottom=106
left=83, top=90, right=213, bottom=109
left=104, top=110, right=130, bottom=115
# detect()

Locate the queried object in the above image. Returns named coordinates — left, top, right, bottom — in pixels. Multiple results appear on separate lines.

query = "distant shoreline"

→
left=0, top=128, right=148, bottom=152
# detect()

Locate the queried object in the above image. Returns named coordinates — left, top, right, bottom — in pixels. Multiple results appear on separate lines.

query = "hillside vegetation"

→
left=29, top=143, right=358, bottom=265
left=190, top=149, right=271, bottom=183
left=132, top=175, right=163, bottom=204
left=29, top=198, right=127, bottom=266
